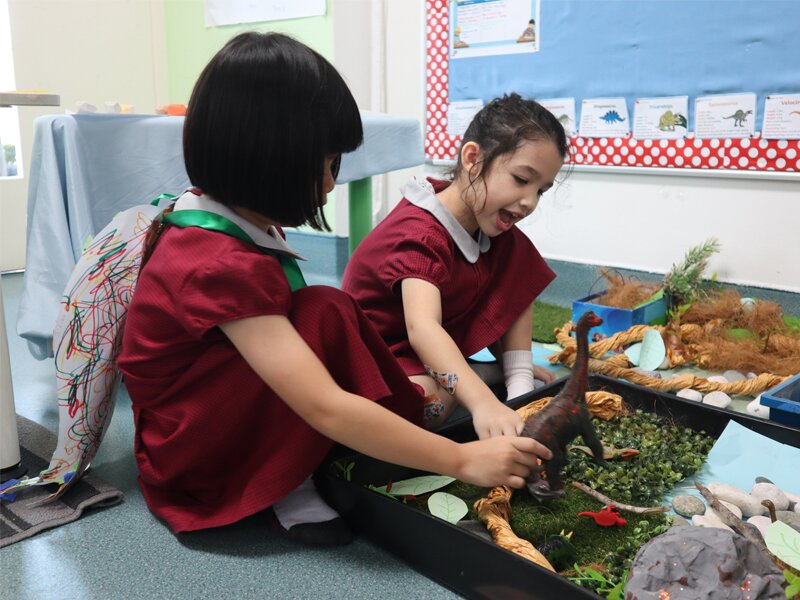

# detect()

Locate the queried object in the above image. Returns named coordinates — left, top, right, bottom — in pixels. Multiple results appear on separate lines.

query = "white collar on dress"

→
left=400, top=178, right=490, bottom=264
left=173, top=190, right=305, bottom=260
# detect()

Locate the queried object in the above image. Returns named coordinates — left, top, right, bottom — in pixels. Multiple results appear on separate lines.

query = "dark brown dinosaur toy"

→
left=521, top=310, right=607, bottom=501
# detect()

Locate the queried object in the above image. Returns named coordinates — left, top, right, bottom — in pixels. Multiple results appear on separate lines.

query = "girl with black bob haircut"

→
left=183, top=31, right=361, bottom=230
left=120, top=33, right=551, bottom=547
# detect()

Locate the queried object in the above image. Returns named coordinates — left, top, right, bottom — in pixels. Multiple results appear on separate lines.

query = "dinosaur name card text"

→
left=694, top=93, right=757, bottom=139
left=761, top=94, right=800, bottom=140
left=579, top=98, right=630, bottom=139
left=633, top=96, right=689, bottom=140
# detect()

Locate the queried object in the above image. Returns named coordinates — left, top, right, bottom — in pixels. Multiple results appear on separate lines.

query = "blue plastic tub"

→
left=571, top=291, right=668, bottom=340
left=760, top=372, right=800, bottom=428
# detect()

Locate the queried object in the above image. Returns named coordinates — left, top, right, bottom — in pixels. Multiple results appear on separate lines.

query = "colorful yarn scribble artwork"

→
left=1, top=203, right=165, bottom=503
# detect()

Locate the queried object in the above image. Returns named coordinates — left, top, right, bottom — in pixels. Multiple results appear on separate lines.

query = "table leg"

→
left=0, top=284, right=25, bottom=482
left=348, top=177, right=373, bottom=255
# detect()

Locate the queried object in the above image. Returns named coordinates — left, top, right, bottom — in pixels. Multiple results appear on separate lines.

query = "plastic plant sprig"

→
left=784, top=569, right=800, bottom=599
left=335, top=461, right=355, bottom=482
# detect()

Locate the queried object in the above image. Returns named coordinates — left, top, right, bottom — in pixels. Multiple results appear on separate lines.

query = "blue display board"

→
left=448, top=0, right=800, bottom=131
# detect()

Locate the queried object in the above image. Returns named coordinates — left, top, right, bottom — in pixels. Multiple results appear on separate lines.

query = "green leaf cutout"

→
left=765, top=521, right=800, bottom=570
left=427, top=492, right=468, bottom=524
left=373, top=475, right=455, bottom=497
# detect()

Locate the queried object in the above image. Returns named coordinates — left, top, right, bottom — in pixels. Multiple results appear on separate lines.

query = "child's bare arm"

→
left=220, top=314, right=551, bottom=488
left=400, top=278, right=523, bottom=438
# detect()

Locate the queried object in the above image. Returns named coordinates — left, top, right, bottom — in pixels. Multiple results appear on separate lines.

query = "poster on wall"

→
left=450, top=0, right=540, bottom=59
left=694, top=93, right=756, bottom=139
left=761, top=94, right=800, bottom=140
left=540, top=98, right=577, bottom=136
left=633, top=96, right=688, bottom=140
left=579, top=98, right=630, bottom=138
left=205, top=0, right=325, bottom=27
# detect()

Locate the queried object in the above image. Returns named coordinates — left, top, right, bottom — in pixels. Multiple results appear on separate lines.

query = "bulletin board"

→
left=425, top=0, right=800, bottom=173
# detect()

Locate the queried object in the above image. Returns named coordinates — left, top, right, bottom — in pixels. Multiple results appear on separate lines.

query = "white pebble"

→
left=692, top=512, right=733, bottom=532
left=746, top=372, right=758, bottom=380
left=719, top=500, right=743, bottom=519
left=702, top=391, right=732, bottom=409
left=707, top=482, right=766, bottom=517
left=707, top=375, right=729, bottom=384
left=706, top=501, right=743, bottom=523
left=722, top=370, right=746, bottom=382
left=746, top=394, right=771, bottom=419
left=747, top=515, right=773, bottom=537
left=752, top=483, right=791, bottom=511
left=676, top=389, right=703, bottom=402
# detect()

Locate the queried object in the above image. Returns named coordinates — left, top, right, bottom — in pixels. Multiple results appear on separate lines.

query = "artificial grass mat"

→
left=443, top=479, right=670, bottom=574
left=532, top=301, right=572, bottom=343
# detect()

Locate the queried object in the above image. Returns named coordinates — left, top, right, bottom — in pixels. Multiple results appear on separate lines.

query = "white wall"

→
left=380, top=0, right=800, bottom=293
left=0, top=0, right=167, bottom=272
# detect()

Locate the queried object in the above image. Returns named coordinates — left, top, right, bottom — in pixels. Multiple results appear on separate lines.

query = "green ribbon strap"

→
left=161, top=209, right=307, bottom=291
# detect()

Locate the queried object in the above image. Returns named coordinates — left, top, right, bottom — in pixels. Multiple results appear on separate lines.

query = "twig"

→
left=694, top=481, right=799, bottom=577
left=571, top=481, right=669, bottom=514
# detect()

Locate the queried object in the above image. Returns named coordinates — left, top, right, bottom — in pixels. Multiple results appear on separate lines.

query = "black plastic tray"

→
left=318, top=375, right=800, bottom=600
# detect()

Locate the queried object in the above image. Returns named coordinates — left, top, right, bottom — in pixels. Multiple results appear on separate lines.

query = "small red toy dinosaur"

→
left=578, top=505, right=627, bottom=527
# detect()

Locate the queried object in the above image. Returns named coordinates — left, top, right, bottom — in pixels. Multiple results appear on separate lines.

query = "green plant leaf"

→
left=765, top=521, right=800, bottom=570
left=784, top=569, right=800, bottom=598
left=427, top=492, right=468, bottom=524
left=373, top=475, right=455, bottom=497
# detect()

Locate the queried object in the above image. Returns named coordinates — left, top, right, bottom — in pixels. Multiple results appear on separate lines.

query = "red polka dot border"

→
left=425, top=0, right=799, bottom=172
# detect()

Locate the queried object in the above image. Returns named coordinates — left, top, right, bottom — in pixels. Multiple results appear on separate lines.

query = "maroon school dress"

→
left=119, top=225, right=422, bottom=533
left=342, top=178, right=556, bottom=376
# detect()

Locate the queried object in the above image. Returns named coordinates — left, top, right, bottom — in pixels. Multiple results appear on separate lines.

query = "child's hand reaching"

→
left=456, top=436, right=552, bottom=489
left=471, top=400, right=524, bottom=439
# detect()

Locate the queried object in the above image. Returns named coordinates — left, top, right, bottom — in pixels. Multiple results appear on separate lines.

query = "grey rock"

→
left=755, top=476, right=774, bottom=484
left=633, top=367, right=662, bottom=379
left=722, top=370, right=746, bottom=382
left=672, top=494, right=705, bottom=517
left=776, top=510, right=800, bottom=533
left=670, top=515, right=690, bottom=527
left=456, top=519, right=493, bottom=542
left=625, top=527, right=785, bottom=599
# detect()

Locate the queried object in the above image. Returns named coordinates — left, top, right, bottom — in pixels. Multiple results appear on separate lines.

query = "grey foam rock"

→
left=672, top=494, right=705, bottom=517
left=625, top=527, right=785, bottom=599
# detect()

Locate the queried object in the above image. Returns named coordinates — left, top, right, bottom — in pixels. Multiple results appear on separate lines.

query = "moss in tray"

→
left=422, top=409, right=716, bottom=594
